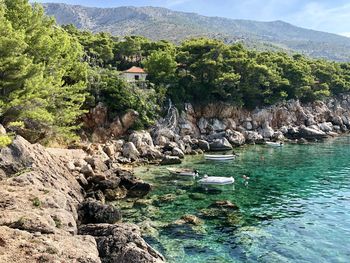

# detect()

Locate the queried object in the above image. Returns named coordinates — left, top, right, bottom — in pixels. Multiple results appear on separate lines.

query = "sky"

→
left=31, top=0, right=350, bottom=37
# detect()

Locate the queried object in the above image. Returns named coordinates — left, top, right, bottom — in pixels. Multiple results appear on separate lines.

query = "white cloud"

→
left=164, top=0, right=192, bottom=7
left=340, top=32, right=350, bottom=37
left=286, top=1, right=350, bottom=34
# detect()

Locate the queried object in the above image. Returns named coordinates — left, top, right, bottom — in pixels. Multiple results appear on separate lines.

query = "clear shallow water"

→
left=120, top=137, right=350, bottom=263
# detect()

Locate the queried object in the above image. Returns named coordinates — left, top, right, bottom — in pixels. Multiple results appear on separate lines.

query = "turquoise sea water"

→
left=120, top=136, right=350, bottom=263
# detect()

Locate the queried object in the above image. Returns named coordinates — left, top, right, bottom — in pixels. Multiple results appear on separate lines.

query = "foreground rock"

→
left=79, top=223, right=165, bottom=263
left=0, top=136, right=164, bottom=263
left=0, top=226, right=100, bottom=263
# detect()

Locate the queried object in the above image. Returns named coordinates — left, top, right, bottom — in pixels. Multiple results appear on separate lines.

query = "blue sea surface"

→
left=121, top=136, right=350, bottom=262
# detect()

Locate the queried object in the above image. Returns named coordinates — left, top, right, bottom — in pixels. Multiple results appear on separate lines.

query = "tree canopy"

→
left=2, top=0, right=350, bottom=144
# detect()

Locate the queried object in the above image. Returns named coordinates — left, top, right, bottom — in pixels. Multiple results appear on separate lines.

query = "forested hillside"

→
left=2, top=0, right=350, bottom=145
left=42, top=3, right=350, bottom=62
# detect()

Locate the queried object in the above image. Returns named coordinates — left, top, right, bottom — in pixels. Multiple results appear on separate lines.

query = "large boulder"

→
left=172, top=147, right=185, bottom=159
left=209, top=138, right=233, bottom=151
left=129, top=131, right=154, bottom=150
left=299, top=126, right=328, bottom=140
left=160, top=156, right=182, bottom=165
left=226, top=130, right=245, bottom=146
left=79, top=223, right=165, bottom=263
left=79, top=199, right=121, bottom=224
left=211, top=118, right=226, bottom=132
left=118, top=170, right=152, bottom=198
left=318, top=122, right=333, bottom=133
left=197, top=117, right=209, bottom=134
left=244, top=131, right=263, bottom=143
left=197, top=139, right=210, bottom=151
left=122, top=142, right=140, bottom=160
left=139, top=145, right=163, bottom=160
left=260, top=122, right=275, bottom=138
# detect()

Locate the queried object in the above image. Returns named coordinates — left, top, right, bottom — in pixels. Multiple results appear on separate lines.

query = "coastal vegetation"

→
left=1, top=0, right=350, bottom=143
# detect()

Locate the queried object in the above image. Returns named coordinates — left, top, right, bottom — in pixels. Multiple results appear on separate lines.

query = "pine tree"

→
left=0, top=0, right=88, bottom=143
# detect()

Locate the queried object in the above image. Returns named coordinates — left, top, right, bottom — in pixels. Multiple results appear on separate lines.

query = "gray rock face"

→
left=79, top=223, right=165, bottom=263
left=209, top=138, right=233, bottom=151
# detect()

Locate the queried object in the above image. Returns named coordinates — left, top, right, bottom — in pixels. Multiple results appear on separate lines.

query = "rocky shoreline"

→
left=1, top=94, right=350, bottom=262
left=0, top=136, right=164, bottom=263
left=83, top=94, right=350, bottom=167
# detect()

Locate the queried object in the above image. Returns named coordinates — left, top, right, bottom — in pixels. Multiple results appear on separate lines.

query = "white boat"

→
left=266, top=141, right=283, bottom=147
left=198, top=175, right=235, bottom=185
left=204, top=154, right=235, bottom=161
left=167, top=168, right=199, bottom=177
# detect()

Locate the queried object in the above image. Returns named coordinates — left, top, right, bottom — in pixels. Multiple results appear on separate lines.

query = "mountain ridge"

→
left=42, top=3, right=350, bottom=61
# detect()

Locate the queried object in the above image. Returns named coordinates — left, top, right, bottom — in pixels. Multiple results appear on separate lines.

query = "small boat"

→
left=198, top=175, right=235, bottom=185
left=266, top=141, right=283, bottom=147
left=167, top=168, right=199, bottom=177
left=204, top=154, right=235, bottom=161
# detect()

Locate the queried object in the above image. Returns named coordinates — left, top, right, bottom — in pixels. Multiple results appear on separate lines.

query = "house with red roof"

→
left=122, top=66, right=148, bottom=83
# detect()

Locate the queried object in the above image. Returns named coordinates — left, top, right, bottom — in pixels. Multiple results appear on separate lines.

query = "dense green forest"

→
left=1, top=0, right=350, bottom=143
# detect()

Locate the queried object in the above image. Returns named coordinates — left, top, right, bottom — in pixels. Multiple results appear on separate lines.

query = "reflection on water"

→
left=119, top=136, right=350, bottom=263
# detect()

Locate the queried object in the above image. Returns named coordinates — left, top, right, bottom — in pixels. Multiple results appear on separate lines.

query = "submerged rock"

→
left=210, top=200, right=239, bottom=210
left=180, top=214, right=203, bottom=226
